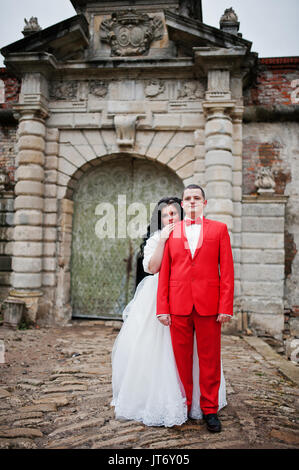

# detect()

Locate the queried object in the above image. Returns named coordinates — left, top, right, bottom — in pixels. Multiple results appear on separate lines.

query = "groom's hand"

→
left=157, top=314, right=171, bottom=326
left=217, top=314, right=232, bottom=324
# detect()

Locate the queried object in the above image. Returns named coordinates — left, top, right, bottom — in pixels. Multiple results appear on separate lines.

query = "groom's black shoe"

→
left=203, top=413, right=221, bottom=433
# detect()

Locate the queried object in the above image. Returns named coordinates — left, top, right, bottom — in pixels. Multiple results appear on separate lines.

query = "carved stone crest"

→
left=100, top=10, right=164, bottom=57
left=255, top=167, right=276, bottom=194
left=177, top=80, right=205, bottom=100
left=50, top=81, right=78, bottom=101
left=89, top=80, right=108, bottom=98
left=145, top=80, right=165, bottom=98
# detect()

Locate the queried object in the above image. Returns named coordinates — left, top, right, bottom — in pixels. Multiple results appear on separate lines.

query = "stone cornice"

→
left=242, top=195, right=289, bottom=204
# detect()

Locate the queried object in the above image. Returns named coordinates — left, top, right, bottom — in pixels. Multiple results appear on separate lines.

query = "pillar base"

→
left=8, top=289, right=43, bottom=324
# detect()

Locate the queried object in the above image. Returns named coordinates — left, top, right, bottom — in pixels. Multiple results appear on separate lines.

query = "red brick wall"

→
left=244, top=57, right=299, bottom=107
left=0, top=68, right=20, bottom=108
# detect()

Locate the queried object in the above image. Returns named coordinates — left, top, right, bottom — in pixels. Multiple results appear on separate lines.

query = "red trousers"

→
left=169, top=307, right=221, bottom=415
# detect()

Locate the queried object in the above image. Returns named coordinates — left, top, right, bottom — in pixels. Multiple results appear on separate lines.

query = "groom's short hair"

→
left=182, top=184, right=206, bottom=200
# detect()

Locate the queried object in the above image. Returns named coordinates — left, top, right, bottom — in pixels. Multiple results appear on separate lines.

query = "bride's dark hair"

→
left=139, top=196, right=183, bottom=257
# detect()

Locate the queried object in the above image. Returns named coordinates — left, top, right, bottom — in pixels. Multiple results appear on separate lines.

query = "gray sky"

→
left=0, top=0, right=298, bottom=67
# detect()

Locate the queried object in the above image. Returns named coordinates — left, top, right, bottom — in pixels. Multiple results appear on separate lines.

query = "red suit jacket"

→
left=157, top=217, right=234, bottom=317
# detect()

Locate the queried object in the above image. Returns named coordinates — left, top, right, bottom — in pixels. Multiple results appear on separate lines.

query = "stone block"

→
left=194, top=144, right=205, bottom=159
left=153, top=114, right=181, bottom=129
left=206, top=181, right=232, bottom=199
left=44, top=213, right=57, bottom=226
left=205, top=165, right=232, bottom=183
left=13, top=194, right=44, bottom=212
left=241, top=249, right=285, bottom=264
left=242, top=216, right=284, bottom=233
left=57, top=172, right=71, bottom=187
left=233, top=202, right=242, bottom=217
left=44, top=198, right=58, bottom=213
left=205, top=150, right=233, bottom=168
left=14, top=225, right=43, bottom=241
left=18, top=135, right=45, bottom=152
left=145, top=131, right=174, bottom=159
left=177, top=161, right=194, bottom=179
left=242, top=280, right=284, bottom=297
left=60, top=198, right=74, bottom=215
left=14, top=210, right=43, bottom=226
left=232, top=171, right=242, bottom=186
left=205, top=213, right=233, bottom=231
left=168, top=146, right=194, bottom=171
left=15, top=181, right=44, bottom=197
left=19, top=120, right=45, bottom=138
left=241, top=263, right=284, bottom=281
left=44, top=227, right=57, bottom=242
left=59, top=146, right=86, bottom=169
left=44, top=184, right=57, bottom=198
left=242, top=233, right=284, bottom=249
left=45, top=156, right=58, bottom=170
left=194, top=129, right=204, bottom=144
left=42, top=272, right=57, bottom=287
left=12, top=257, right=42, bottom=273
left=45, top=142, right=59, bottom=156
left=205, top=198, right=233, bottom=215
left=181, top=113, right=202, bottom=129
left=194, top=158, right=205, bottom=172
left=18, top=150, right=44, bottom=165
left=205, top=118, right=232, bottom=136
left=242, top=203, right=285, bottom=217
left=205, top=134, right=232, bottom=152
left=11, top=272, right=41, bottom=289
left=43, top=257, right=56, bottom=272
left=43, top=242, right=56, bottom=257
left=13, top=242, right=43, bottom=257
left=233, top=217, right=241, bottom=233
left=46, top=128, right=59, bottom=142
left=44, top=170, right=58, bottom=184
left=233, top=155, right=242, bottom=171
left=232, top=186, right=242, bottom=202
left=16, top=165, right=44, bottom=182
left=232, top=141, right=242, bottom=156
left=248, top=312, right=284, bottom=340
left=242, top=297, right=284, bottom=315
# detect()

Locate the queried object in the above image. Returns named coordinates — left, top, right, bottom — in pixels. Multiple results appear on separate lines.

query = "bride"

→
left=111, top=196, right=227, bottom=427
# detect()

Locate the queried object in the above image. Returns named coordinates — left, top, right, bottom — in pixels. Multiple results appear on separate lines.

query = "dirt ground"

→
left=0, top=319, right=298, bottom=450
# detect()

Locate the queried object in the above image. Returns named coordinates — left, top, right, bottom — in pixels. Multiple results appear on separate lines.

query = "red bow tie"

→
left=185, top=217, right=202, bottom=226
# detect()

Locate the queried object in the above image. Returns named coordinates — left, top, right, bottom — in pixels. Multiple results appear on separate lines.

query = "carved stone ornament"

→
left=177, top=80, right=205, bottom=100
left=50, top=81, right=78, bottom=101
left=255, top=167, right=276, bottom=194
left=145, top=80, right=165, bottom=98
left=220, top=7, right=239, bottom=25
left=100, top=9, right=164, bottom=57
left=89, top=80, right=108, bottom=98
left=114, top=114, right=139, bottom=146
left=22, top=17, right=42, bottom=37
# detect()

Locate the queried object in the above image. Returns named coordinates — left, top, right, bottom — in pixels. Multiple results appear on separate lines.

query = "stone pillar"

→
left=203, top=101, right=234, bottom=231
left=9, top=73, right=49, bottom=323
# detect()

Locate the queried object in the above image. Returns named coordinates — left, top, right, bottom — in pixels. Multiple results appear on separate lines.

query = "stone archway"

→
left=68, top=155, right=183, bottom=319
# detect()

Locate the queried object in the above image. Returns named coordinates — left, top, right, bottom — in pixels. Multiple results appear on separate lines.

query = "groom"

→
left=156, top=184, right=234, bottom=433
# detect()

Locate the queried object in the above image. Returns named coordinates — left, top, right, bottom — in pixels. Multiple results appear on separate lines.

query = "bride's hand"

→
left=160, top=223, right=176, bottom=241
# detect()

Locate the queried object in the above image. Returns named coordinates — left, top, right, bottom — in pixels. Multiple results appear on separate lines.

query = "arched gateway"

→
left=70, top=155, right=183, bottom=319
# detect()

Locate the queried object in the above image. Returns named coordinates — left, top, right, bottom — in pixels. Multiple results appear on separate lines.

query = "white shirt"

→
left=184, top=217, right=202, bottom=257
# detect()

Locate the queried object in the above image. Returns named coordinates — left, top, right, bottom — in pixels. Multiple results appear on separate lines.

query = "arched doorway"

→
left=70, top=155, right=184, bottom=319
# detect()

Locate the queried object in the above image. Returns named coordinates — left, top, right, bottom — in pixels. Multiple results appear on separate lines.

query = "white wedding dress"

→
left=111, top=230, right=227, bottom=427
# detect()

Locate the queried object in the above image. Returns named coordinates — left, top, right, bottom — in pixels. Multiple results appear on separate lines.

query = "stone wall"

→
left=0, top=69, right=20, bottom=307
left=243, top=57, right=299, bottom=358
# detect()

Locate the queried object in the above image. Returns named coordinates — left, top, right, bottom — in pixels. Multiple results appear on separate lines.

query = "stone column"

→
left=203, top=101, right=234, bottom=231
left=9, top=73, right=49, bottom=323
